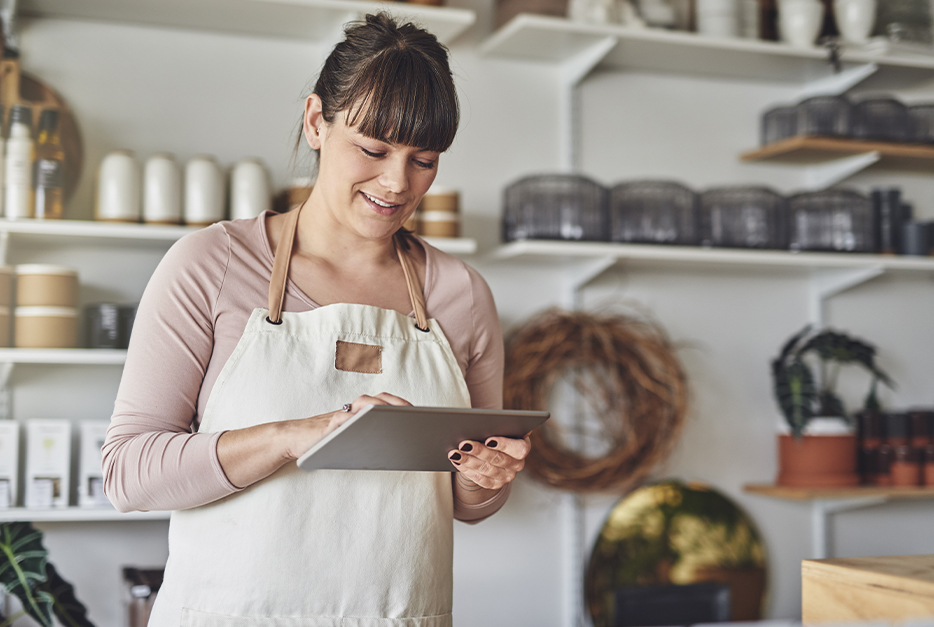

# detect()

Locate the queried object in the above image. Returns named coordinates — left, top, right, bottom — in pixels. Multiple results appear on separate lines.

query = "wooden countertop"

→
left=802, top=555, right=934, bottom=622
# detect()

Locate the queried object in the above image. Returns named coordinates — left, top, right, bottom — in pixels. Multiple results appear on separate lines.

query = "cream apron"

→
left=150, top=206, right=472, bottom=627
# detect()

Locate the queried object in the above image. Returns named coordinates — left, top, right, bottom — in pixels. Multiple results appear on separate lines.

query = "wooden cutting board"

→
left=802, top=554, right=934, bottom=622
left=0, top=58, right=84, bottom=205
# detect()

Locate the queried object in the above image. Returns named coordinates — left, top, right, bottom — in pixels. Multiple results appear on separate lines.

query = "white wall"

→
left=9, top=8, right=934, bottom=627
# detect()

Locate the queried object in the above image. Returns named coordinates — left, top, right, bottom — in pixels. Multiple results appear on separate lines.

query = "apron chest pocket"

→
left=335, top=340, right=382, bottom=374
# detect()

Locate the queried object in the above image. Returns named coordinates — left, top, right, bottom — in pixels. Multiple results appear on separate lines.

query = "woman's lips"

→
left=360, top=191, right=403, bottom=216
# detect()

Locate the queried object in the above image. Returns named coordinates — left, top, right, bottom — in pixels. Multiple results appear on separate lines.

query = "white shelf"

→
left=0, top=348, right=127, bottom=365
left=0, top=218, right=200, bottom=245
left=0, top=507, right=170, bottom=522
left=21, top=0, right=476, bottom=46
left=480, top=14, right=934, bottom=83
left=494, top=239, right=934, bottom=273
left=0, top=219, right=477, bottom=254
left=422, top=236, right=477, bottom=255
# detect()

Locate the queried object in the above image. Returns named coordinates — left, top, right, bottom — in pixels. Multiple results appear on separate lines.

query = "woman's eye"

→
left=415, top=160, right=436, bottom=170
left=361, top=148, right=385, bottom=158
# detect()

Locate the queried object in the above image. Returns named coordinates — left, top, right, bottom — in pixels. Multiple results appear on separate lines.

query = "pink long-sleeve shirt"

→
left=102, top=212, right=508, bottom=522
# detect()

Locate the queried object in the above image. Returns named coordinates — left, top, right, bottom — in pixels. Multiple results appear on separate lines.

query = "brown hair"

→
left=314, top=13, right=459, bottom=152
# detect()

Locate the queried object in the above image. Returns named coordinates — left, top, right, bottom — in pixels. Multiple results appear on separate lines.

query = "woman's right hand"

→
left=219, top=392, right=412, bottom=489
left=282, top=392, right=413, bottom=461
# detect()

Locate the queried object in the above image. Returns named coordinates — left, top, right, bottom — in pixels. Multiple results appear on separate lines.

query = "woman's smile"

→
left=360, top=191, right=405, bottom=216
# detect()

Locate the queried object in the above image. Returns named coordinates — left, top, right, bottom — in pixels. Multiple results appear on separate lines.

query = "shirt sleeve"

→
left=102, top=225, right=242, bottom=512
left=453, top=264, right=510, bottom=524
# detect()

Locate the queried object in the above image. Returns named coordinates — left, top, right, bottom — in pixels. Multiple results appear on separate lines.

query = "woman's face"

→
left=308, top=97, right=441, bottom=242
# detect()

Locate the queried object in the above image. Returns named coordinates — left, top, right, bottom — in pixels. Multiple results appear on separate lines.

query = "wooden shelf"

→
left=20, top=0, right=476, bottom=46
left=741, top=136, right=934, bottom=169
left=744, top=483, right=934, bottom=501
left=481, top=13, right=934, bottom=83
left=0, top=507, right=169, bottom=522
left=0, top=348, right=127, bottom=365
left=494, top=240, right=934, bottom=273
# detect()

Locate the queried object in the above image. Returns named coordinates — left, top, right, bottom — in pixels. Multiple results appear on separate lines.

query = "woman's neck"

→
left=294, top=188, right=399, bottom=270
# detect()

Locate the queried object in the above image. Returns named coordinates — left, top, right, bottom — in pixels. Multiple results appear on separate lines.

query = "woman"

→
left=103, top=13, right=529, bottom=627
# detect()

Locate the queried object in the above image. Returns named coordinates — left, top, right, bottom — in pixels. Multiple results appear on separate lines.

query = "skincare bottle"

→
left=5, top=105, right=34, bottom=219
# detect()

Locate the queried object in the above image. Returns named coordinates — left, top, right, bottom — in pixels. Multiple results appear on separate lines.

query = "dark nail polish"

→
left=487, top=440, right=498, bottom=448
left=460, top=443, right=473, bottom=452
left=450, top=452, right=462, bottom=461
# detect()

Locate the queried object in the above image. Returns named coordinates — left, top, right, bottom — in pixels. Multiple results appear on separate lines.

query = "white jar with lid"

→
left=96, top=150, right=141, bottom=222
left=143, top=153, right=182, bottom=224
left=184, top=155, right=225, bottom=226
left=230, top=157, right=271, bottom=221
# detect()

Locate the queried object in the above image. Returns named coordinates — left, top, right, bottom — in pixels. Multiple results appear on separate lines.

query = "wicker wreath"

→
left=504, top=309, right=689, bottom=493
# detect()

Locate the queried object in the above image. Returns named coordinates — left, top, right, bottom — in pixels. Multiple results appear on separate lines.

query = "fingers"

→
left=448, top=437, right=532, bottom=490
left=484, top=436, right=532, bottom=461
left=345, top=392, right=413, bottom=414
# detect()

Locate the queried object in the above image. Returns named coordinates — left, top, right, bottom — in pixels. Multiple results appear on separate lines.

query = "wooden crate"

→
left=802, top=555, right=934, bottom=622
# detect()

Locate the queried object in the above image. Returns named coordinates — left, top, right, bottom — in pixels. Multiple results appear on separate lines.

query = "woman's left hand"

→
left=448, top=436, right=532, bottom=490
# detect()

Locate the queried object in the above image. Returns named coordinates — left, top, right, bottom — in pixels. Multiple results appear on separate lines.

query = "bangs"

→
left=338, top=48, right=458, bottom=153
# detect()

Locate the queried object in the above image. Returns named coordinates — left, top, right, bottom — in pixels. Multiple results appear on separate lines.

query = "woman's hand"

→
left=280, top=392, right=412, bottom=461
left=448, top=436, right=532, bottom=491
left=219, top=392, right=412, bottom=489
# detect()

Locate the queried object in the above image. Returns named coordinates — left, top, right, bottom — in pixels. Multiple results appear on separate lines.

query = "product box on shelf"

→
left=78, top=421, right=111, bottom=508
left=25, top=419, right=71, bottom=508
left=0, top=421, right=19, bottom=508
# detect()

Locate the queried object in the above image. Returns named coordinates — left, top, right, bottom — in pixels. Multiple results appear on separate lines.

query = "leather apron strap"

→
left=266, top=205, right=429, bottom=331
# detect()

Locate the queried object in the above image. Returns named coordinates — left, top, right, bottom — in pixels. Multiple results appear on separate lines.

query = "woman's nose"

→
left=378, top=157, right=410, bottom=194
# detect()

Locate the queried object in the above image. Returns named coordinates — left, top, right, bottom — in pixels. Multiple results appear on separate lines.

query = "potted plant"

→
left=771, top=325, right=893, bottom=487
left=0, top=521, right=94, bottom=627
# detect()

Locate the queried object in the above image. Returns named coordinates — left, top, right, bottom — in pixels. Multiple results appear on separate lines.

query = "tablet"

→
left=296, top=405, right=550, bottom=472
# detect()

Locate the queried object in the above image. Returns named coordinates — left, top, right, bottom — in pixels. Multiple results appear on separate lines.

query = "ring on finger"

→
left=342, top=403, right=352, bottom=413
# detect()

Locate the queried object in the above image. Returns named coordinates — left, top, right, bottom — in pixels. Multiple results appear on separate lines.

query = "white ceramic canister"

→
left=229, top=157, right=271, bottom=221
left=184, top=155, right=225, bottom=226
left=696, top=0, right=740, bottom=37
left=779, top=0, right=825, bottom=47
left=834, top=0, right=876, bottom=44
left=96, top=150, right=141, bottom=222
left=143, top=153, right=182, bottom=225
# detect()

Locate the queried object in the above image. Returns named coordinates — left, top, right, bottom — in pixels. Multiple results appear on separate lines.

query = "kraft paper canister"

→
left=419, top=188, right=459, bottom=214
left=0, top=306, right=9, bottom=348
left=16, top=265, right=79, bottom=308
left=15, top=307, right=78, bottom=348
left=418, top=211, right=460, bottom=238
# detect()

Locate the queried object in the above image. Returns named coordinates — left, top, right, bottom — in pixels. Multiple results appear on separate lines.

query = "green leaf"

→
left=0, top=522, right=54, bottom=627
left=773, top=357, right=817, bottom=438
left=36, top=563, right=95, bottom=627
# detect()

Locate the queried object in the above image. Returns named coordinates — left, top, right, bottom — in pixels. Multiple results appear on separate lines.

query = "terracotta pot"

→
left=694, top=565, right=767, bottom=620
left=777, top=433, right=859, bottom=487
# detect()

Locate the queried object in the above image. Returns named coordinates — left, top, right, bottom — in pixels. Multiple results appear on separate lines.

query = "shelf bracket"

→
left=559, top=36, right=617, bottom=172
left=811, top=496, right=889, bottom=559
left=803, top=151, right=880, bottom=190
left=564, top=256, right=617, bottom=308
left=797, top=63, right=878, bottom=100
left=808, top=265, right=885, bottom=325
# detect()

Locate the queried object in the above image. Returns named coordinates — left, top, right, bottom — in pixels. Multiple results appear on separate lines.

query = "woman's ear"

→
left=303, top=94, right=325, bottom=150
